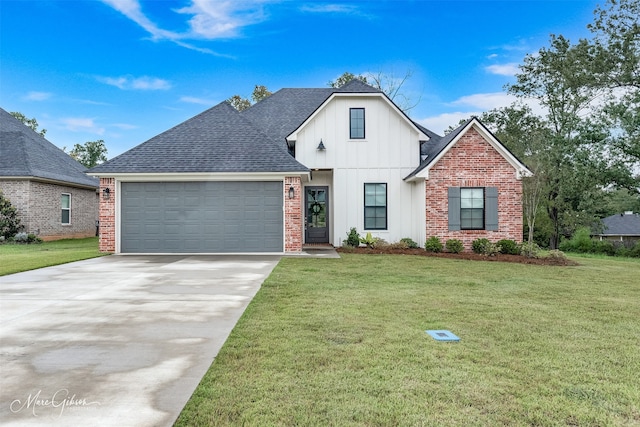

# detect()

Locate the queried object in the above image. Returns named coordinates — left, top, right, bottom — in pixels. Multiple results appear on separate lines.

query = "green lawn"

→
left=176, top=254, right=640, bottom=426
left=0, top=237, right=106, bottom=276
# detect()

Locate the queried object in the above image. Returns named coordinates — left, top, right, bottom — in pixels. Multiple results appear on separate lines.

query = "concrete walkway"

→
left=0, top=255, right=280, bottom=426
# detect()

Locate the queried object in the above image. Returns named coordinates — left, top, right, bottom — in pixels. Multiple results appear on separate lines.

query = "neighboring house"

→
left=594, top=212, right=640, bottom=245
left=89, top=80, right=531, bottom=254
left=0, top=108, right=99, bottom=240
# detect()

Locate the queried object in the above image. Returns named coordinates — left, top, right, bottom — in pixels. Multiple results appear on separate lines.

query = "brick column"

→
left=99, top=178, right=116, bottom=253
left=284, top=177, right=303, bottom=253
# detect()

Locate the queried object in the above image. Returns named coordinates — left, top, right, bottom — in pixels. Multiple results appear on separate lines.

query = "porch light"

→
left=288, top=186, right=295, bottom=199
left=317, top=139, right=326, bottom=151
left=102, top=187, right=111, bottom=200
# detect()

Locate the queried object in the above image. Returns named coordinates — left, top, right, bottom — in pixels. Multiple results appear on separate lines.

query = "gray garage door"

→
left=120, top=181, right=283, bottom=253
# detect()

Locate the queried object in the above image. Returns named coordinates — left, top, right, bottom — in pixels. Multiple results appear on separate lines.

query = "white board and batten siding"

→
left=294, top=95, right=427, bottom=246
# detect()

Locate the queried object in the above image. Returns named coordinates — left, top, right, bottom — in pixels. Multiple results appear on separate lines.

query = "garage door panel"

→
left=121, top=181, right=283, bottom=253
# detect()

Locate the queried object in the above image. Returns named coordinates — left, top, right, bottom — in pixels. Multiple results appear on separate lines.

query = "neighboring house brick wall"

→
left=425, top=128, right=523, bottom=250
left=284, top=176, right=302, bottom=252
left=0, top=179, right=98, bottom=240
left=99, top=178, right=116, bottom=252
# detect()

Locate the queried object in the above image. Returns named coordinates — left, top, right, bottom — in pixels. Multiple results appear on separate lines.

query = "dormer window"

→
left=350, top=108, right=365, bottom=139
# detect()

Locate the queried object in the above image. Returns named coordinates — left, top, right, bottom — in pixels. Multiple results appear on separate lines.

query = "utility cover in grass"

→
left=426, top=330, right=460, bottom=341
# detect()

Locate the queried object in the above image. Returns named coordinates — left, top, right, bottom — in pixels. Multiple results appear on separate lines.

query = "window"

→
left=350, top=108, right=365, bottom=139
left=364, top=183, right=387, bottom=230
left=61, top=194, right=71, bottom=224
left=448, top=187, right=498, bottom=231
left=460, top=188, right=484, bottom=229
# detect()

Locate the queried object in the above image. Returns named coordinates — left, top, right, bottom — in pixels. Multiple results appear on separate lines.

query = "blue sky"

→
left=1, top=0, right=599, bottom=158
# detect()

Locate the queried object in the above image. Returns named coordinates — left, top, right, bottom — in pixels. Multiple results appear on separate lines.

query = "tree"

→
left=0, top=191, right=22, bottom=239
left=69, top=139, right=108, bottom=168
left=10, top=112, right=46, bottom=137
left=227, top=85, right=273, bottom=111
left=328, top=70, right=420, bottom=113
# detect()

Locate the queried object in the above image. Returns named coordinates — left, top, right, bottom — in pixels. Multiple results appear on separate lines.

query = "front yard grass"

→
left=177, top=254, right=640, bottom=426
left=0, top=237, right=105, bottom=276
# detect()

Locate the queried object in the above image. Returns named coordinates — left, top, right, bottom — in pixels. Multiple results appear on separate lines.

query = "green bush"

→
left=471, top=238, right=491, bottom=254
left=0, top=191, right=22, bottom=239
left=424, top=236, right=443, bottom=253
left=592, top=240, right=615, bottom=256
left=520, top=241, right=540, bottom=258
left=559, top=227, right=593, bottom=253
left=345, top=227, right=360, bottom=247
left=630, top=242, right=640, bottom=258
left=399, top=237, right=419, bottom=249
left=497, top=239, right=520, bottom=255
left=445, top=239, right=464, bottom=254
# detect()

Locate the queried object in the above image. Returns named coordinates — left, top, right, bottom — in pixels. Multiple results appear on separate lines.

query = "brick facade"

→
left=425, top=127, right=523, bottom=250
left=99, top=178, right=116, bottom=252
left=284, top=176, right=303, bottom=253
left=0, top=179, right=98, bottom=240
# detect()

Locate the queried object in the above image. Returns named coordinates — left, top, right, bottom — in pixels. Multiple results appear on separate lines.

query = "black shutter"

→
left=485, top=187, right=499, bottom=230
left=448, top=187, right=461, bottom=231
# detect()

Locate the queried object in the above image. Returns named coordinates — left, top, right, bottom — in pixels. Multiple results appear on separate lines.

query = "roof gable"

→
left=0, top=107, right=99, bottom=188
left=405, top=117, right=531, bottom=181
left=89, top=101, right=308, bottom=174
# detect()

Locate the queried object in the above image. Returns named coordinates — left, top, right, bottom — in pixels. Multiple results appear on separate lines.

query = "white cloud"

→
left=418, top=112, right=481, bottom=135
left=485, top=63, right=520, bottom=76
left=180, top=96, right=217, bottom=105
left=101, top=0, right=270, bottom=53
left=97, top=75, right=171, bottom=90
left=60, top=117, right=105, bottom=135
left=450, top=92, right=517, bottom=110
left=300, top=4, right=358, bottom=14
left=24, top=91, right=52, bottom=101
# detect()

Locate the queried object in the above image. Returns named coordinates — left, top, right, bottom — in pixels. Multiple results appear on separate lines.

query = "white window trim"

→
left=61, top=193, right=71, bottom=225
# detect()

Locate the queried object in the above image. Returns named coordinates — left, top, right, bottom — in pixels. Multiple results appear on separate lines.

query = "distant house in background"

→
left=0, top=108, right=99, bottom=240
left=594, top=212, right=640, bottom=245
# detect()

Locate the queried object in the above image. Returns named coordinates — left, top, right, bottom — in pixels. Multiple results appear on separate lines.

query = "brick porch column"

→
left=284, top=177, right=303, bottom=253
left=99, top=178, right=115, bottom=253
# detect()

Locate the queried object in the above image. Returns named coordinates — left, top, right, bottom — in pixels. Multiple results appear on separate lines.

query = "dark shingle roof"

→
left=90, top=102, right=309, bottom=174
left=598, top=213, right=640, bottom=236
left=0, top=107, right=99, bottom=188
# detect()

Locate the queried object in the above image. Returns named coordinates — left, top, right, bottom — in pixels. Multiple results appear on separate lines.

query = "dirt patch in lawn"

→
left=336, top=247, right=579, bottom=266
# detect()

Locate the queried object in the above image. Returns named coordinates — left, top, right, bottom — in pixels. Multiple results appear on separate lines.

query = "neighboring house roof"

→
left=597, top=212, right=640, bottom=236
left=0, top=107, right=99, bottom=189
left=90, top=101, right=309, bottom=174
left=404, top=117, right=532, bottom=181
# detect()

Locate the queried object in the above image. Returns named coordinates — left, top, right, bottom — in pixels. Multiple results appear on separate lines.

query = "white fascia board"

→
left=286, top=92, right=429, bottom=142
left=89, top=172, right=310, bottom=182
left=414, top=118, right=532, bottom=181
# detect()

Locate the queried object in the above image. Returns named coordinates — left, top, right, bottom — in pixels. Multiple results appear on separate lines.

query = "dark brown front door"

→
left=305, top=186, right=329, bottom=244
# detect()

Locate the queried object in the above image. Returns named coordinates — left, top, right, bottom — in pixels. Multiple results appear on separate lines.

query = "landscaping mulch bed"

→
left=336, top=247, right=579, bottom=266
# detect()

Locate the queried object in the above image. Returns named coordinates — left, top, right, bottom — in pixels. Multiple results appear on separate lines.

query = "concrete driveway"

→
left=0, top=255, right=280, bottom=426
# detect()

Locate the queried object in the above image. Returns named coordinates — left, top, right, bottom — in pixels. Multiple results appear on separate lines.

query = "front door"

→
left=305, top=186, right=329, bottom=244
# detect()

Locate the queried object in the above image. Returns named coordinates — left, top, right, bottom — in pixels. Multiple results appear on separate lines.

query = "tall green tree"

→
left=10, top=112, right=46, bottom=137
left=69, top=139, right=108, bottom=169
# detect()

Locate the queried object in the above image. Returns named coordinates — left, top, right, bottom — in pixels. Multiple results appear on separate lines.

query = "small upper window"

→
left=350, top=108, right=365, bottom=139
left=460, top=188, right=484, bottom=230
left=61, top=194, right=71, bottom=224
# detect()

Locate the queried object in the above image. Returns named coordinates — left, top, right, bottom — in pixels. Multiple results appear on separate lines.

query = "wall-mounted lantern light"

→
left=102, top=187, right=111, bottom=200
left=288, top=186, right=295, bottom=199
left=317, top=139, right=326, bottom=151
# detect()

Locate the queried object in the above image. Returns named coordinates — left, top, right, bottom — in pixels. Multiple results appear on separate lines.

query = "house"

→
left=89, top=80, right=530, bottom=254
left=594, top=212, right=640, bottom=245
left=0, top=108, right=99, bottom=240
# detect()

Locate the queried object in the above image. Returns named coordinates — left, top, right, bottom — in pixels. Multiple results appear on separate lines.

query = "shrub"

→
left=0, top=191, right=22, bottom=239
left=388, top=241, right=409, bottom=249
left=630, top=241, right=640, bottom=258
left=345, top=227, right=360, bottom=247
left=13, top=232, right=29, bottom=243
left=360, top=232, right=376, bottom=248
left=399, top=237, right=419, bottom=249
left=445, top=239, right=464, bottom=254
left=471, top=238, right=491, bottom=254
left=520, top=241, right=540, bottom=258
left=559, top=227, right=593, bottom=253
left=592, top=240, right=615, bottom=256
left=27, top=233, right=43, bottom=244
left=547, top=249, right=566, bottom=260
left=497, top=239, right=520, bottom=255
left=424, top=236, right=443, bottom=253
